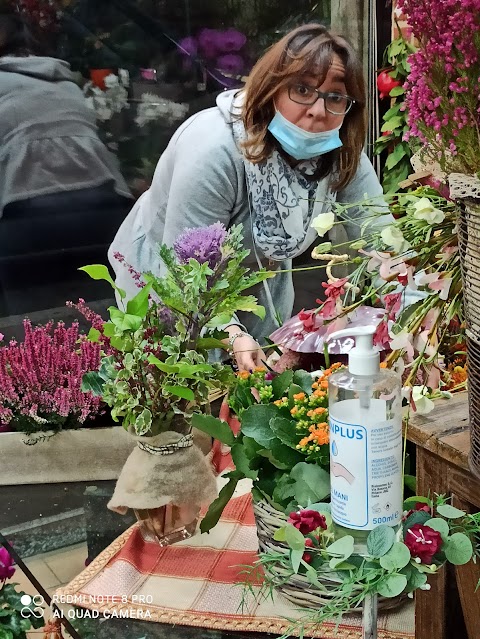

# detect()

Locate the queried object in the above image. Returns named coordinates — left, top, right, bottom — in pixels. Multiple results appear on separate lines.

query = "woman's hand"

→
left=225, top=327, right=266, bottom=372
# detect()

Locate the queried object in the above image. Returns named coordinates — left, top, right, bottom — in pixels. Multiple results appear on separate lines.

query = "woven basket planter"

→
left=450, top=173, right=480, bottom=479
left=253, top=500, right=404, bottom=612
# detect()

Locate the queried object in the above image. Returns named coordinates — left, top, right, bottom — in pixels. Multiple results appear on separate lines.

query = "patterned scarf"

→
left=232, top=117, right=334, bottom=261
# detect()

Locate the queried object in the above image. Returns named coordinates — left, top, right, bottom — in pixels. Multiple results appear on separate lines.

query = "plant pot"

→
left=0, top=427, right=135, bottom=485
left=107, top=414, right=217, bottom=546
left=254, top=500, right=405, bottom=612
left=89, top=68, right=114, bottom=90
left=449, top=173, right=480, bottom=479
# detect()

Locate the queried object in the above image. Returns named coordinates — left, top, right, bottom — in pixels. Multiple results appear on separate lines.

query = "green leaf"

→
left=126, top=282, right=152, bottom=317
left=326, top=535, right=354, bottom=559
left=380, top=542, right=411, bottom=570
left=291, top=548, right=304, bottom=574
left=200, top=477, right=238, bottom=533
left=444, top=533, right=473, bottom=565
left=292, top=370, right=314, bottom=394
left=284, top=524, right=306, bottom=551
left=385, top=143, right=408, bottom=170
left=81, top=371, right=104, bottom=396
left=109, top=307, right=143, bottom=332
left=270, top=417, right=302, bottom=450
left=79, top=264, right=126, bottom=298
left=134, top=408, right=152, bottom=435
left=195, top=337, right=228, bottom=350
left=288, top=383, right=305, bottom=403
left=389, top=85, right=405, bottom=97
left=231, top=443, right=257, bottom=480
left=240, top=404, right=278, bottom=447
left=290, top=462, right=330, bottom=505
left=271, top=370, right=293, bottom=399
left=273, top=526, right=288, bottom=542
left=403, top=496, right=431, bottom=510
left=403, top=474, right=416, bottom=492
left=191, top=413, right=236, bottom=446
left=102, top=322, right=116, bottom=337
left=403, top=510, right=431, bottom=533
left=376, top=573, right=408, bottom=598
left=269, top=438, right=304, bottom=467
left=436, top=504, right=466, bottom=519
left=404, top=568, right=427, bottom=593
left=87, top=327, right=101, bottom=342
left=424, top=517, right=450, bottom=541
left=381, top=116, right=403, bottom=132
left=162, top=385, right=194, bottom=402
left=367, top=525, right=396, bottom=558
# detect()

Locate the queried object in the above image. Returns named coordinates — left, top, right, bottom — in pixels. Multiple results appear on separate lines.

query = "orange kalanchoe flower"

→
left=293, top=392, right=306, bottom=401
left=237, top=371, right=250, bottom=379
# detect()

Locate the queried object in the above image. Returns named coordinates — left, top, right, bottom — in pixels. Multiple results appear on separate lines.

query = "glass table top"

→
left=0, top=480, right=273, bottom=639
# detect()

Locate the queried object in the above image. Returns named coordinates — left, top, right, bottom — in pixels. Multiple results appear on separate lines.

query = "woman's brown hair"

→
left=241, top=23, right=367, bottom=191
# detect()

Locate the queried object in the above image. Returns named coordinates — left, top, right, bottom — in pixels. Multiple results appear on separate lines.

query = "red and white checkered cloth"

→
left=56, top=477, right=414, bottom=639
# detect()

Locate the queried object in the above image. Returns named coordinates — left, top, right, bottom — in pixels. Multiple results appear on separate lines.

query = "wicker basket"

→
left=253, top=500, right=404, bottom=612
left=449, top=173, right=480, bottom=479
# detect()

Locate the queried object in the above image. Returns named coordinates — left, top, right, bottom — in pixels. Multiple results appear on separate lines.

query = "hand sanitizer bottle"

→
left=327, top=327, right=403, bottom=545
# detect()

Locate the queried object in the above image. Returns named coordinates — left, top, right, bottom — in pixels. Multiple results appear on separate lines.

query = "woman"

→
left=109, top=23, right=387, bottom=370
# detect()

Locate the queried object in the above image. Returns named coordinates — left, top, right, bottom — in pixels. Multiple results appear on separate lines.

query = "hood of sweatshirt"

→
left=215, top=88, right=244, bottom=123
left=0, top=55, right=74, bottom=82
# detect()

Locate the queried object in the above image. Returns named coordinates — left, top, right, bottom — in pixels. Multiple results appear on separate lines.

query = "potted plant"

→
left=193, top=365, right=338, bottom=533
left=79, top=222, right=273, bottom=545
left=0, top=320, right=133, bottom=485
left=0, top=546, right=45, bottom=637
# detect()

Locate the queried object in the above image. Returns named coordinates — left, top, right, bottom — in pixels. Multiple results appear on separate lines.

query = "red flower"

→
left=288, top=509, right=327, bottom=535
left=298, top=309, right=316, bottom=332
left=0, top=547, right=15, bottom=581
left=404, top=524, right=443, bottom=564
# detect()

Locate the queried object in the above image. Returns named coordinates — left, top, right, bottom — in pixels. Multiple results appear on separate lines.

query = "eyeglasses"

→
left=288, top=83, right=355, bottom=115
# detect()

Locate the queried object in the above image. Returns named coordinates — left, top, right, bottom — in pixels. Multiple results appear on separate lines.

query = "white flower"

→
left=412, top=197, right=445, bottom=225
left=135, top=93, right=188, bottom=127
left=104, top=73, right=119, bottom=89
left=311, top=212, right=335, bottom=237
left=118, top=68, right=130, bottom=87
left=381, top=225, right=410, bottom=253
left=412, top=386, right=435, bottom=415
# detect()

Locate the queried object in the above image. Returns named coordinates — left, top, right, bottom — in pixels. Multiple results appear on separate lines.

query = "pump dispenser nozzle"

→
left=327, top=327, right=379, bottom=376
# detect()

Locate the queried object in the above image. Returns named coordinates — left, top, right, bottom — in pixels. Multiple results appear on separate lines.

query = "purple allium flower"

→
left=216, top=28, right=247, bottom=53
left=198, top=28, right=222, bottom=59
left=0, top=547, right=15, bottom=581
left=178, top=36, right=198, bottom=58
left=216, top=54, right=244, bottom=76
left=174, top=223, right=227, bottom=269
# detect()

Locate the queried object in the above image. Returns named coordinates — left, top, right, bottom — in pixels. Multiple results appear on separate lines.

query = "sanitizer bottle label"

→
left=329, top=399, right=402, bottom=529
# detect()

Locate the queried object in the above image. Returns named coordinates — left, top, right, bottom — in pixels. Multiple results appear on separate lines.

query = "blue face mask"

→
left=267, top=110, right=343, bottom=160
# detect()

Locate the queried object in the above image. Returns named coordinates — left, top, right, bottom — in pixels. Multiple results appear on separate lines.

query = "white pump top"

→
left=327, top=326, right=379, bottom=376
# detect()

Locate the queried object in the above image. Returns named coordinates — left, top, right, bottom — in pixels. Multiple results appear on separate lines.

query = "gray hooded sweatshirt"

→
left=108, top=90, right=387, bottom=342
left=0, top=56, right=131, bottom=215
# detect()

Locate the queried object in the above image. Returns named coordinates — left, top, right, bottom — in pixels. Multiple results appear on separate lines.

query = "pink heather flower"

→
left=173, top=223, right=227, bottom=268
left=397, top=0, right=480, bottom=172
left=197, top=28, right=221, bottom=59
left=0, top=320, right=102, bottom=427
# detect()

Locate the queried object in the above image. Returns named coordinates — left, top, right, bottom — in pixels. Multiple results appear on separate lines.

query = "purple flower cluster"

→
left=179, top=27, right=247, bottom=76
left=173, top=222, right=227, bottom=269
left=0, top=320, right=102, bottom=427
left=398, top=0, right=480, bottom=172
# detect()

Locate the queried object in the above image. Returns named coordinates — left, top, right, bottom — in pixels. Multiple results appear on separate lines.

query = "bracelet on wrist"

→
left=227, top=331, right=249, bottom=356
